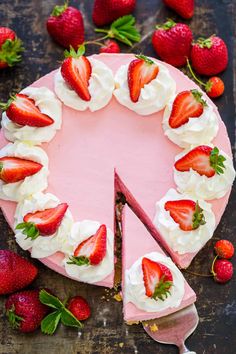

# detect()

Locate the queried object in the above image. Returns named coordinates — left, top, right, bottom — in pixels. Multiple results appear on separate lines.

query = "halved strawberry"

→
left=128, top=54, right=159, bottom=103
left=175, top=146, right=226, bottom=177
left=0, top=157, right=43, bottom=183
left=16, top=203, right=68, bottom=239
left=0, top=94, right=54, bottom=127
left=169, top=89, right=207, bottom=129
left=165, top=199, right=206, bottom=231
left=61, top=46, right=92, bottom=101
left=142, top=257, right=173, bottom=300
left=68, top=224, right=107, bottom=266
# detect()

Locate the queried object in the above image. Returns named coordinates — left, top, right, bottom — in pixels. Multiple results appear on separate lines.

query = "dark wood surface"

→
left=0, top=1, right=235, bottom=353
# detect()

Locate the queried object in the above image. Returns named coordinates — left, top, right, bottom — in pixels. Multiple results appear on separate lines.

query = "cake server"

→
left=143, top=304, right=198, bottom=354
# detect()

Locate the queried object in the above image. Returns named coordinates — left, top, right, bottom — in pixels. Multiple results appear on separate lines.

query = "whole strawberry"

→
left=0, top=250, right=38, bottom=295
left=100, top=40, right=121, bottom=54
left=213, top=259, right=233, bottom=284
left=0, top=27, right=24, bottom=69
left=93, top=0, right=136, bottom=27
left=67, top=296, right=91, bottom=321
left=152, top=20, right=193, bottom=67
left=163, top=0, right=194, bottom=19
left=5, top=289, right=50, bottom=333
left=205, top=77, right=225, bottom=98
left=191, top=36, right=228, bottom=76
left=46, top=2, right=84, bottom=49
left=214, top=240, right=234, bottom=259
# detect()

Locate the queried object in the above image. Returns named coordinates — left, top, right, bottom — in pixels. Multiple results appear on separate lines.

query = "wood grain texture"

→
left=0, top=1, right=235, bottom=353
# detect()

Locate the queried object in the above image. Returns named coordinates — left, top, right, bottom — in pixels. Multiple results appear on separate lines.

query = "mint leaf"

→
left=41, top=310, right=61, bottom=335
left=61, top=308, right=83, bottom=329
left=39, top=290, right=64, bottom=310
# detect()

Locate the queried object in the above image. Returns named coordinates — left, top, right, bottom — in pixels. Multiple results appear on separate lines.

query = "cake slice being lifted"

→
left=122, top=205, right=196, bottom=323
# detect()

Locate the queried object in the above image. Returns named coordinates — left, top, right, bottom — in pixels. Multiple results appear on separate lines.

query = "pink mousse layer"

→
left=122, top=206, right=196, bottom=322
left=0, top=54, right=233, bottom=284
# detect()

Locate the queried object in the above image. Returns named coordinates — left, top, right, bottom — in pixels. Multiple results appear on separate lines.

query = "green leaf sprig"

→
left=15, top=222, right=39, bottom=240
left=94, top=15, right=141, bottom=47
left=39, top=290, right=83, bottom=335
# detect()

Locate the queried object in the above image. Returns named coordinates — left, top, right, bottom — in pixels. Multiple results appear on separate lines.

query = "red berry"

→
left=100, top=40, right=120, bottom=54
left=152, top=20, right=193, bottom=67
left=191, top=36, right=228, bottom=76
left=206, top=77, right=224, bottom=98
left=0, top=27, right=24, bottom=69
left=163, top=0, right=194, bottom=20
left=213, top=259, right=233, bottom=283
left=67, top=296, right=91, bottom=321
left=214, top=240, right=234, bottom=259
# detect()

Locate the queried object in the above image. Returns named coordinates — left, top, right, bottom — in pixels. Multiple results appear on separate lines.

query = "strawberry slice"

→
left=165, top=199, right=206, bottom=231
left=169, top=89, right=207, bottom=128
left=128, top=54, right=159, bottom=103
left=142, top=257, right=173, bottom=300
left=175, top=146, right=226, bottom=177
left=0, top=94, right=54, bottom=127
left=0, top=157, right=43, bottom=183
left=61, top=47, right=92, bottom=101
left=68, top=224, right=107, bottom=266
left=16, top=203, right=68, bottom=239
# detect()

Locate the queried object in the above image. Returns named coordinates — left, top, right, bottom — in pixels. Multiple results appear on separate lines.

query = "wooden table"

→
left=0, top=1, right=235, bottom=353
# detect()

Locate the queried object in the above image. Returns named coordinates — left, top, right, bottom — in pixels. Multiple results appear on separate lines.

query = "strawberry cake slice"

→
left=122, top=206, right=196, bottom=322
left=0, top=53, right=234, bottom=287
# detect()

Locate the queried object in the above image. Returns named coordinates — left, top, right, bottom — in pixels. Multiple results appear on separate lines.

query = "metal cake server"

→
left=143, top=304, right=199, bottom=354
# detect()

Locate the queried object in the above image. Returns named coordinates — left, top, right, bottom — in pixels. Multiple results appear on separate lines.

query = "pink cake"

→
left=0, top=53, right=234, bottom=290
left=122, top=206, right=196, bottom=322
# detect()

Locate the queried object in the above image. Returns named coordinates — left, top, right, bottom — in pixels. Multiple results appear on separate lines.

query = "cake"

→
left=0, top=54, right=235, bottom=298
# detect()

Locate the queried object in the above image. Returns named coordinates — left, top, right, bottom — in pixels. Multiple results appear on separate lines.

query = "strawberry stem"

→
left=84, top=40, right=104, bottom=47
left=183, top=269, right=213, bottom=277
left=211, top=255, right=218, bottom=276
left=186, top=59, right=206, bottom=88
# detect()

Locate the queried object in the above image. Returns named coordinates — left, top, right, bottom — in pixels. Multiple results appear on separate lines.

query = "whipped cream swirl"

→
left=163, top=96, right=219, bottom=148
left=64, top=220, right=114, bottom=284
left=153, top=188, right=216, bottom=254
left=14, top=192, right=73, bottom=258
left=125, top=252, right=184, bottom=312
left=54, top=58, right=115, bottom=111
left=0, top=141, right=49, bottom=202
left=114, top=58, right=176, bottom=115
left=174, top=147, right=236, bottom=200
left=1, top=87, right=62, bottom=145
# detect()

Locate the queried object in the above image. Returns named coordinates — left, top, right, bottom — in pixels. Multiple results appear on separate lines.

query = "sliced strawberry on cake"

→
left=16, top=202, right=68, bottom=239
left=0, top=94, right=54, bottom=127
left=168, top=89, right=207, bottom=129
left=0, top=156, right=42, bottom=183
left=128, top=55, right=159, bottom=103
left=164, top=199, right=206, bottom=231
left=68, top=224, right=107, bottom=266
left=123, top=206, right=196, bottom=322
left=174, top=146, right=235, bottom=200
left=162, top=89, right=218, bottom=148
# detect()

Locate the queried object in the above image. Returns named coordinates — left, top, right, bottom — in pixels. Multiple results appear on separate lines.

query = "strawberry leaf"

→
left=0, top=38, right=24, bottom=67
left=151, top=276, right=172, bottom=301
left=192, top=202, right=206, bottom=229
left=61, top=308, right=83, bottom=328
left=39, top=289, right=64, bottom=310
left=210, top=147, right=226, bottom=175
left=15, top=222, right=39, bottom=240
left=67, top=256, right=90, bottom=266
left=51, top=1, right=68, bottom=17
left=7, top=306, right=24, bottom=329
left=0, top=95, right=16, bottom=111
left=135, top=54, right=154, bottom=65
left=41, top=310, right=62, bottom=335
left=95, top=15, right=141, bottom=47
left=64, top=44, right=86, bottom=59
left=191, top=89, right=207, bottom=107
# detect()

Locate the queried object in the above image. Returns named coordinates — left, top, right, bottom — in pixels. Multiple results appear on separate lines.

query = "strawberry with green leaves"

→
left=175, top=146, right=226, bottom=178
left=0, top=94, right=54, bottom=127
left=169, top=89, right=207, bottom=129
left=0, top=157, right=42, bottom=184
left=6, top=289, right=50, bottom=333
left=61, top=46, right=92, bottom=101
left=68, top=224, right=107, bottom=266
left=0, top=27, right=24, bottom=69
left=165, top=200, right=206, bottom=231
left=16, top=203, right=68, bottom=239
left=142, top=257, right=173, bottom=301
left=128, top=55, right=159, bottom=103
